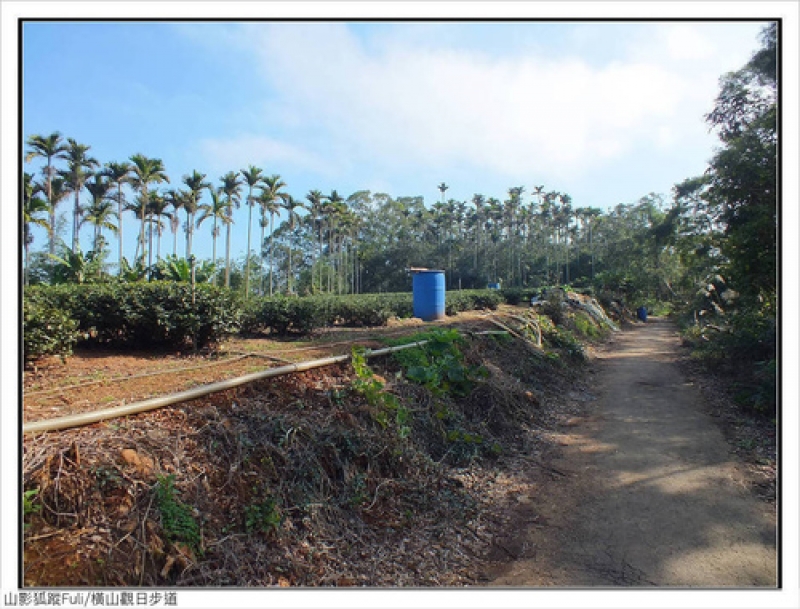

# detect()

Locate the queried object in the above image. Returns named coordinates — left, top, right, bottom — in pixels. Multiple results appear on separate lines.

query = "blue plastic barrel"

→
left=637, top=306, right=648, bottom=322
left=413, top=270, right=446, bottom=321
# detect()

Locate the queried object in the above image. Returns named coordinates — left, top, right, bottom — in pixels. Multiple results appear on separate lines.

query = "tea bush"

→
left=23, top=282, right=242, bottom=356
left=25, top=284, right=520, bottom=360
left=445, top=289, right=503, bottom=315
left=23, top=287, right=80, bottom=363
left=241, top=293, right=414, bottom=336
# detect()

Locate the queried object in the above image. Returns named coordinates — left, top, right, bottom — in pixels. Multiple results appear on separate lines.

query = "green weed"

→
left=23, top=489, right=41, bottom=530
left=154, top=475, right=201, bottom=553
left=243, top=497, right=282, bottom=534
left=351, top=347, right=411, bottom=438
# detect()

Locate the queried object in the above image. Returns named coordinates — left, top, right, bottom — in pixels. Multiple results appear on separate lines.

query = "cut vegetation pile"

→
left=22, top=298, right=614, bottom=587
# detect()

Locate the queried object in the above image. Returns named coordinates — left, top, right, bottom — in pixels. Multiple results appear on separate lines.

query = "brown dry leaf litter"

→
left=22, top=318, right=593, bottom=587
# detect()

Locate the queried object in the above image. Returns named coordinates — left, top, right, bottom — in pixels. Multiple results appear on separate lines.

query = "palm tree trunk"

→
left=188, top=211, right=194, bottom=259
left=72, top=190, right=80, bottom=252
left=24, top=241, right=30, bottom=286
left=225, top=216, right=232, bottom=287
left=118, top=192, right=124, bottom=274
left=268, top=213, right=275, bottom=297
left=212, top=218, right=218, bottom=274
left=148, top=215, right=154, bottom=271
left=244, top=203, right=253, bottom=299
left=245, top=202, right=253, bottom=297
left=139, top=187, right=148, bottom=266
left=328, top=221, right=335, bottom=292
left=46, top=164, right=56, bottom=257
left=259, top=217, right=266, bottom=295
left=49, top=203, right=56, bottom=256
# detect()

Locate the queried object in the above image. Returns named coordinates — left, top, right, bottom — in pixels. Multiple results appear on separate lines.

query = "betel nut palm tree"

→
left=196, top=186, right=229, bottom=284
left=258, top=174, right=288, bottom=296
left=182, top=170, right=211, bottom=261
left=103, top=160, right=134, bottom=274
left=219, top=171, right=243, bottom=288
left=281, top=194, right=305, bottom=295
left=130, top=154, right=169, bottom=271
left=82, top=173, right=118, bottom=257
left=437, top=182, right=449, bottom=203
left=306, top=189, right=326, bottom=292
left=146, top=190, right=172, bottom=263
left=25, top=132, right=69, bottom=256
left=22, top=173, right=50, bottom=285
left=164, top=188, right=190, bottom=258
left=241, top=165, right=264, bottom=298
left=322, top=190, right=346, bottom=293
left=59, top=138, right=99, bottom=253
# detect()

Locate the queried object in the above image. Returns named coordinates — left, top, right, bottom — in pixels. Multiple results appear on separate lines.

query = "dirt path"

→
left=489, top=317, right=777, bottom=587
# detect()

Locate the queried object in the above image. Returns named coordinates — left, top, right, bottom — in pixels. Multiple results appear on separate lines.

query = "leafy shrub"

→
left=23, top=287, right=80, bottom=363
left=445, top=289, right=502, bottom=315
left=24, top=282, right=242, bottom=352
left=390, top=329, right=487, bottom=397
left=469, top=289, right=504, bottom=311
left=241, top=293, right=414, bottom=336
left=241, top=296, right=333, bottom=335
left=681, top=306, right=776, bottom=417
left=334, top=294, right=404, bottom=327
left=499, top=288, right=537, bottom=306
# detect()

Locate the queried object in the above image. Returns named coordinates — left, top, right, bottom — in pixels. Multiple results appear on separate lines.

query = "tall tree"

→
left=164, top=188, right=190, bottom=258
left=22, top=173, right=50, bottom=285
left=704, top=23, right=777, bottom=309
left=306, top=189, right=326, bottom=292
left=471, top=194, right=486, bottom=274
left=146, top=190, right=172, bottom=263
left=196, top=187, right=229, bottom=281
left=59, top=138, right=99, bottom=252
left=103, top=161, right=134, bottom=274
left=82, top=173, right=117, bottom=256
left=281, top=195, right=305, bottom=295
left=181, top=170, right=210, bottom=260
left=219, top=171, right=243, bottom=287
left=325, top=190, right=346, bottom=292
left=130, top=154, right=169, bottom=268
left=241, top=165, right=264, bottom=298
left=25, top=132, right=68, bottom=256
left=437, top=182, right=449, bottom=203
left=258, top=175, right=288, bottom=296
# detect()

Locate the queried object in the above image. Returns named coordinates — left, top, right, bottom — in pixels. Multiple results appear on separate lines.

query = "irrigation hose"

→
left=23, top=340, right=430, bottom=435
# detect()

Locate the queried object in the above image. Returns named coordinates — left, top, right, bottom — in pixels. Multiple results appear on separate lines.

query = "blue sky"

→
left=21, top=19, right=768, bottom=265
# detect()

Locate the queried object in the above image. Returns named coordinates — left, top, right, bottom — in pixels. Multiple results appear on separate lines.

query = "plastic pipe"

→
left=23, top=340, right=430, bottom=435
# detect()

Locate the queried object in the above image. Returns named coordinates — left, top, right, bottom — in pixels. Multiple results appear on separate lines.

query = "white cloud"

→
left=196, top=22, right=766, bottom=191
left=198, top=133, right=334, bottom=177
left=664, top=23, right=716, bottom=60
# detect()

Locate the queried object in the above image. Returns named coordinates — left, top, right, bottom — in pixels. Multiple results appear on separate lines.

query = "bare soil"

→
left=21, top=312, right=777, bottom=588
left=23, top=307, right=586, bottom=587
left=487, top=317, right=777, bottom=587
left=22, top=312, right=485, bottom=424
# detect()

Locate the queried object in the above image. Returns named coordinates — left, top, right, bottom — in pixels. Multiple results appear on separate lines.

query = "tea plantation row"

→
left=23, top=283, right=536, bottom=363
